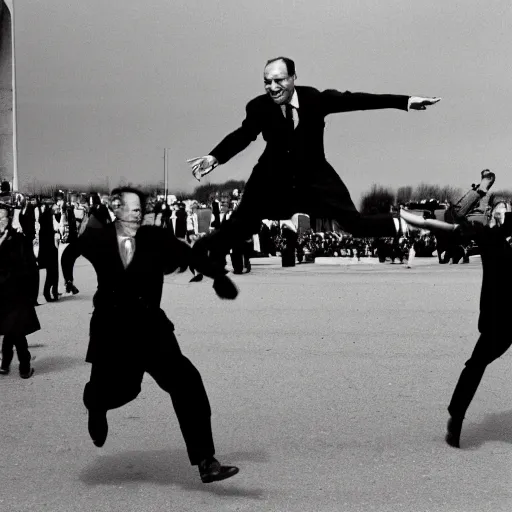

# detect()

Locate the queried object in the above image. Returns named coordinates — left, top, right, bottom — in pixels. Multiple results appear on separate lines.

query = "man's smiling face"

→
left=263, top=59, right=295, bottom=105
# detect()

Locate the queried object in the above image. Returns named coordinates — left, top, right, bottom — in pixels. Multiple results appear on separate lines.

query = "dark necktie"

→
left=285, top=103, right=295, bottom=133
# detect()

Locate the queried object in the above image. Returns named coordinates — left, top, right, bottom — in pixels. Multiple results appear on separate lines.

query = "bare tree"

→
left=396, top=186, right=413, bottom=205
left=360, top=184, right=395, bottom=215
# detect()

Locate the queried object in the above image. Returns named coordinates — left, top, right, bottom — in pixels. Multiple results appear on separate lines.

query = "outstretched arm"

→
left=322, top=89, right=441, bottom=115
left=161, top=230, right=239, bottom=300
left=321, top=89, right=440, bottom=115
left=187, top=99, right=262, bottom=181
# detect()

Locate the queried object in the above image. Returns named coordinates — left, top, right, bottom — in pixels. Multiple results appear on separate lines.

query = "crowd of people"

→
left=0, top=178, right=484, bottom=283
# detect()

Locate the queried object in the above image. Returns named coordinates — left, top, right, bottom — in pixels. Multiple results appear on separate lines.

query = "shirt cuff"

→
left=407, top=97, right=412, bottom=111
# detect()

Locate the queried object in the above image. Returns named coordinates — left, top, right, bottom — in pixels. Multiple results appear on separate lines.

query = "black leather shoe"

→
left=19, top=367, right=34, bottom=379
left=44, top=294, right=56, bottom=303
left=88, top=409, right=108, bottom=447
left=65, top=281, right=80, bottom=295
left=198, top=457, right=239, bottom=483
left=445, top=416, right=463, bottom=448
left=0, top=366, right=10, bottom=375
left=213, top=275, right=239, bottom=300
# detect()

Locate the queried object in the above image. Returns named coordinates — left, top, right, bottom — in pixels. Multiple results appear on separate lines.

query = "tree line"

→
left=6, top=176, right=512, bottom=212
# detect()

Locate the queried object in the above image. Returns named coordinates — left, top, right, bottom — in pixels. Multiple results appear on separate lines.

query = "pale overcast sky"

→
left=13, top=0, right=512, bottom=203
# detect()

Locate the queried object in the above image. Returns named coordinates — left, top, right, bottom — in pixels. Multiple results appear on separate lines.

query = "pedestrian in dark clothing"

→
left=174, top=202, right=188, bottom=239
left=0, top=204, right=38, bottom=378
left=18, top=195, right=40, bottom=305
left=37, top=201, right=60, bottom=302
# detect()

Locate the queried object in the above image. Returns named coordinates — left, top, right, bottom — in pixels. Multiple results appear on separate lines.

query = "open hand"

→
left=409, top=96, right=441, bottom=110
left=187, top=155, right=218, bottom=182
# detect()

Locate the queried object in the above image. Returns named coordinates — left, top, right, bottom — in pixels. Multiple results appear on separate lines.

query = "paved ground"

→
left=2, top=256, right=512, bottom=512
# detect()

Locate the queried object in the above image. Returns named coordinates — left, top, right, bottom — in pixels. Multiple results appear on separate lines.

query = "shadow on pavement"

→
left=463, top=409, right=512, bottom=448
left=79, top=448, right=266, bottom=499
left=50, top=294, right=89, bottom=303
left=34, top=355, right=84, bottom=375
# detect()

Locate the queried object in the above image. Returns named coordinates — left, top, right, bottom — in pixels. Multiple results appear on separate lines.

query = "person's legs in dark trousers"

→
left=146, top=331, right=238, bottom=483
left=145, top=331, right=215, bottom=465
left=43, top=256, right=59, bottom=301
left=231, top=238, right=252, bottom=274
left=446, top=332, right=512, bottom=447
left=230, top=242, right=244, bottom=274
left=33, top=265, right=40, bottom=306
left=1, top=335, right=15, bottom=372
left=1, top=334, right=32, bottom=377
left=243, top=239, right=252, bottom=272
left=304, top=184, right=398, bottom=239
left=83, top=360, right=145, bottom=447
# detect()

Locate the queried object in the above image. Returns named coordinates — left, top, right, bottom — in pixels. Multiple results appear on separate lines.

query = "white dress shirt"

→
left=118, top=235, right=135, bottom=268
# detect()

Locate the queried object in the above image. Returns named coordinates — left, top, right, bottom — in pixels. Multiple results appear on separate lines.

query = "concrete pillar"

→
left=0, top=0, right=16, bottom=190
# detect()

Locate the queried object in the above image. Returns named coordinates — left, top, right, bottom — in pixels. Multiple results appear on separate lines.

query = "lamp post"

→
left=163, top=147, right=169, bottom=199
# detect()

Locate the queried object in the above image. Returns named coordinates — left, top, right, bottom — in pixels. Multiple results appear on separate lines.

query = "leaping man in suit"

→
left=61, top=187, right=239, bottom=483
left=188, top=56, right=440, bottom=271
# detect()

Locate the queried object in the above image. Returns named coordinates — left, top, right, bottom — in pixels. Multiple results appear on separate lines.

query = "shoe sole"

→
left=201, top=467, right=239, bottom=483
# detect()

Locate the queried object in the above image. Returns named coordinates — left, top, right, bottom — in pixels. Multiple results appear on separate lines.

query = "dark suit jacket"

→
left=61, top=223, right=192, bottom=364
left=458, top=213, right=512, bottom=334
left=0, top=229, right=40, bottom=336
left=210, top=86, right=409, bottom=219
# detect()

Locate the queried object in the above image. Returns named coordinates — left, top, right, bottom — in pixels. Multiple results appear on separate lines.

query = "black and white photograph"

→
left=1, top=1, right=512, bottom=510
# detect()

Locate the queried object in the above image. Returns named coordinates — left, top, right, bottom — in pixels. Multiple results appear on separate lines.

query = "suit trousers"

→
left=230, top=239, right=252, bottom=273
left=448, top=332, right=512, bottom=419
left=43, top=255, right=59, bottom=298
left=1, top=335, right=31, bottom=372
left=83, top=330, right=215, bottom=465
left=194, top=188, right=397, bottom=274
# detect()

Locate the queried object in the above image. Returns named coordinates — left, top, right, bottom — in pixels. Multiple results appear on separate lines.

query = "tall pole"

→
left=164, top=147, right=169, bottom=199
left=163, top=148, right=168, bottom=198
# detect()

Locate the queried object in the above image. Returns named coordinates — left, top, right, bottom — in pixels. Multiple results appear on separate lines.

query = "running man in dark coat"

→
left=0, top=204, right=39, bottom=378
left=400, top=170, right=510, bottom=449
left=61, top=187, right=239, bottom=483
left=188, top=56, right=440, bottom=270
